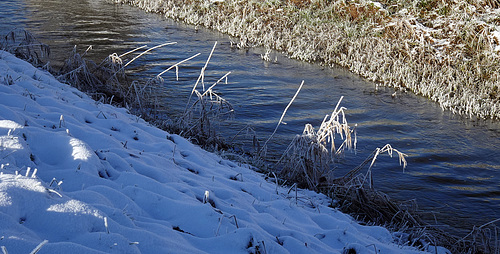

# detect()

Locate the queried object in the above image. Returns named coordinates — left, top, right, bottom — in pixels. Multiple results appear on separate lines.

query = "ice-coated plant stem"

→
left=262, top=80, right=304, bottom=151
left=203, top=190, right=210, bottom=204
left=104, top=217, right=110, bottom=234
left=29, top=240, right=48, bottom=254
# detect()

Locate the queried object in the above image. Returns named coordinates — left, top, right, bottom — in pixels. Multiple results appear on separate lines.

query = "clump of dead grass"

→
left=276, top=95, right=356, bottom=190
left=153, top=42, right=235, bottom=150
left=56, top=42, right=177, bottom=118
left=0, top=28, right=50, bottom=68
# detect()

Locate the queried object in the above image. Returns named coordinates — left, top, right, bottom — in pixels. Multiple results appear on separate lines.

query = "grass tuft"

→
left=275, top=95, right=355, bottom=190
left=169, top=42, right=234, bottom=150
left=0, top=28, right=50, bottom=68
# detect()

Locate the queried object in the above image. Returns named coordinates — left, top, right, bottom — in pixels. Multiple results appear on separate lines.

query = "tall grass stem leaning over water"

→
left=165, top=41, right=235, bottom=149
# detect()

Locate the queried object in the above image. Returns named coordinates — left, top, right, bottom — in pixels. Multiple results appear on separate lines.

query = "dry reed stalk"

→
left=334, top=144, right=407, bottom=191
left=361, top=144, right=407, bottom=189
left=122, top=42, right=176, bottom=69
left=108, top=42, right=177, bottom=85
left=156, top=53, right=201, bottom=80
left=119, top=45, right=148, bottom=58
left=178, top=71, right=234, bottom=142
left=262, top=80, right=304, bottom=150
left=186, top=41, right=218, bottom=110
left=452, top=218, right=500, bottom=254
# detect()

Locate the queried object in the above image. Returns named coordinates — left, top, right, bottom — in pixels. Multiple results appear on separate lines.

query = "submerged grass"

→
left=111, top=0, right=500, bottom=120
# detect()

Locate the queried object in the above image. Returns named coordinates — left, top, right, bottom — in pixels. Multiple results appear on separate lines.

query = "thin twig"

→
left=156, top=53, right=201, bottom=78
left=262, top=80, right=304, bottom=150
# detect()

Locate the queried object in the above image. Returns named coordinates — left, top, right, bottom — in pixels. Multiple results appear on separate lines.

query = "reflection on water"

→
left=1, top=0, right=499, bottom=235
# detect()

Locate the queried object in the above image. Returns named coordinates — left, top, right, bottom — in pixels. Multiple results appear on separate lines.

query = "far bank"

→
left=111, top=0, right=500, bottom=120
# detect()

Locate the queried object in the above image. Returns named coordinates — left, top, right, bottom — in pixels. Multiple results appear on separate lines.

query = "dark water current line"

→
left=1, top=0, right=499, bottom=236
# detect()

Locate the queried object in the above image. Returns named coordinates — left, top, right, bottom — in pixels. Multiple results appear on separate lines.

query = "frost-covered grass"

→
left=110, top=0, right=500, bottom=120
left=0, top=50, right=453, bottom=253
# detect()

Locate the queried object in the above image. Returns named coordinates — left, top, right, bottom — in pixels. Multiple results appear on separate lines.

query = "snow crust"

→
left=0, top=50, right=445, bottom=253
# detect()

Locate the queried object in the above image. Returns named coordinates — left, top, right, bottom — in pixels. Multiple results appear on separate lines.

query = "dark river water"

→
left=1, top=0, right=499, bottom=236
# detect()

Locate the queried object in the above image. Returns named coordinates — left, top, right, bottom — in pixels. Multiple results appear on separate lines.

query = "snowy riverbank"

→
left=0, top=50, right=446, bottom=253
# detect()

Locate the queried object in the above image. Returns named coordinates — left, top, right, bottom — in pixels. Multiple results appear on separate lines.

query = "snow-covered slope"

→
left=0, top=50, right=441, bottom=253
